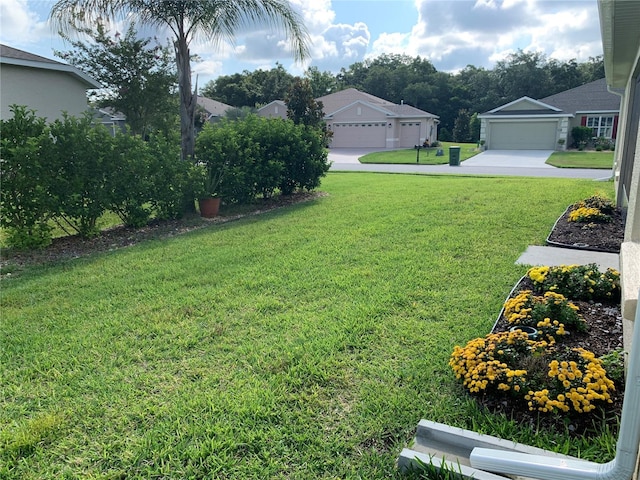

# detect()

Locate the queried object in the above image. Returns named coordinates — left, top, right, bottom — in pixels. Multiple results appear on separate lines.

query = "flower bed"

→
left=546, top=195, right=625, bottom=253
left=450, top=264, right=624, bottom=434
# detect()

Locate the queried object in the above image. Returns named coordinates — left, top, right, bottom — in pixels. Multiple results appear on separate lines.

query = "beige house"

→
left=319, top=88, right=439, bottom=149
left=478, top=79, right=621, bottom=151
left=256, top=88, right=439, bottom=149
left=257, top=100, right=287, bottom=119
left=0, top=44, right=100, bottom=121
left=599, top=0, right=640, bottom=477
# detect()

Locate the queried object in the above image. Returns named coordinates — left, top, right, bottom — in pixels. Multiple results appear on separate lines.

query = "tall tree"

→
left=304, top=66, right=337, bottom=98
left=55, top=23, right=177, bottom=136
left=50, top=0, right=310, bottom=160
left=494, top=50, right=551, bottom=101
left=285, top=78, right=324, bottom=127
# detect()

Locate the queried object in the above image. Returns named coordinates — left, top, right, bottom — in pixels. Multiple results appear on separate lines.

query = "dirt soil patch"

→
left=547, top=206, right=625, bottom=253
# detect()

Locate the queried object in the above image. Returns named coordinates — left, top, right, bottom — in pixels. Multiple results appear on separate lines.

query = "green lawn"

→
left=547, top=150, right=615, bottom=169
left=1, top=173, right=616, bottom=479
left=359, top=142, right=480, bottom=165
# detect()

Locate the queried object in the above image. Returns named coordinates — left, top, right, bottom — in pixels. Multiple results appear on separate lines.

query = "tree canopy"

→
left=50, top=0, right=310, bottom=159
left=55, top=23, right=177, bottom=136
left=203, top=50, right=603, bottom=141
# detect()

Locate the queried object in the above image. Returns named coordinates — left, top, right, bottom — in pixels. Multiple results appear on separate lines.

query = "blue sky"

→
left=1, top=0, right=603, bottom=86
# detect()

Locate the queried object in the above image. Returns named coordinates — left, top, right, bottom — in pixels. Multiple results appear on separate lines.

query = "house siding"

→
left=1, top=63, right=90, bottom=121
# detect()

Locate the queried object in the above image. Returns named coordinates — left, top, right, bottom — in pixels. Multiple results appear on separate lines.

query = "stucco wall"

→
left=1, top=64, right=90, bottom=121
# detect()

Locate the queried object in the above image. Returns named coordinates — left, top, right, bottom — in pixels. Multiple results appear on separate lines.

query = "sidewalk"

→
left=516, top=245, right=619, bottom=271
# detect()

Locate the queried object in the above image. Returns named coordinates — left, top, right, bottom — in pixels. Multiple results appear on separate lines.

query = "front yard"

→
left=359, top=142, right=479, bottom=165
left=1, top=173, right=616, bottom=479
left=546, top=150, right=615, bottom=169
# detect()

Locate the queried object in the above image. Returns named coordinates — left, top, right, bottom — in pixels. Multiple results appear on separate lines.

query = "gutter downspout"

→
left=470, top=288, right=640, bottom=480
left=607, top=86, right=626, bottom=203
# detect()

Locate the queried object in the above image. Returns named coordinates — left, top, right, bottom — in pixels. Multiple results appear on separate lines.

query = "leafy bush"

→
left=146, top=132, right=193, bottom=220
left=575, top=194, right=615, bottom=215
left=47, top=113, right=113, bottom=238
left=527, top=264, right=620, bottom=302
left=0, top=106, right=53, bottom=248
left=1, top=107, right=192, bottom=247
left=196, top=115, right=329, bottom=204
left=450, top=331, right=615, bottom=414
left=571, top=126, right=593, bottom=149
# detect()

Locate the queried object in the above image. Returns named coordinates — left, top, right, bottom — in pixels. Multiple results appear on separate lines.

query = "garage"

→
left=330, top=122, right=387, bottom=148
left=489, top=121, right=558, bottom=150
left=398, top=122, right=421, bottom=148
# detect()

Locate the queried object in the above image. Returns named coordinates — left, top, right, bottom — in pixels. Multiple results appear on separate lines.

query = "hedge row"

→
left=1, top=108, right=330, bottom=249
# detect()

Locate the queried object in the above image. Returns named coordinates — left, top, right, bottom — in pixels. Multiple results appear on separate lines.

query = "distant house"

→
left=0, top=44, right=100, bottom=121
left=479, top=78, right=621, bottom=150
left=319, top=89, right=439, bottom=149
left=92, top=107, right=127, bottom=135
left=256, top=88, right=439, bottom=149
left=197, top=96, right=233, bottom=123
left=257, top=100, right=287, bottom=119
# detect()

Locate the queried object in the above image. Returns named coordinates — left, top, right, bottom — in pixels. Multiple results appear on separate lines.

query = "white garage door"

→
left=490, top=121, right=557, bottom=150
left=330, top=122, right=387, bottom=148
left=399, top=122, right=421, bottom=148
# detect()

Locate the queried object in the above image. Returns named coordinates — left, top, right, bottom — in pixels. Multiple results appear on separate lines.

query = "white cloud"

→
left=0, top=0, right=50, bottom=46
left=369, top=0, right=601, bottom=72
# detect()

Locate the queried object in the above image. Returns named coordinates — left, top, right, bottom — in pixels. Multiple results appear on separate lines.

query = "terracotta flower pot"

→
left=199, top=197, right=221, bottom=218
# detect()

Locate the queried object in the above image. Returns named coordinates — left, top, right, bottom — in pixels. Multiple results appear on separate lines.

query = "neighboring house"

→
left=197, top=96, right=233, bottom=123
left=0, top=44, right=100, bottom=121
left=599, top=0, right=640, bottom=433
left=257, top=100, right=287, bottom=119
left=318, top=88, right=439, bottom=149
left=256, top=88, right=440, bottom=149
left=92, top=107, right=127, bottom=135
left=478, top=78, right=621, bottom=150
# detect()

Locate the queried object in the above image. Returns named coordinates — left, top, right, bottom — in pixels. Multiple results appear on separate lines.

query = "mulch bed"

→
left=0, top=192, right=325, bottom=276
left=476, top=203, right=626, bottom=436
left=547, top=206, right=626, bottom=253
left=483, top=277, right=624, bottom=436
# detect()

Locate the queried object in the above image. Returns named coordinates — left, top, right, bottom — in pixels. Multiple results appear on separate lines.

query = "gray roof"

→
left=317, top=88, right=438, bottom=118
left=197, top=96, right=233, bottom=117
left=538, top=78, right=620, bottom=113
left=1, top=44, right=61, bottom=64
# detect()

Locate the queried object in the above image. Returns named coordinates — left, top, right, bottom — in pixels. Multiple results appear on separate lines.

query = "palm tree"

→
left=50, top=0, right=310, bottom=160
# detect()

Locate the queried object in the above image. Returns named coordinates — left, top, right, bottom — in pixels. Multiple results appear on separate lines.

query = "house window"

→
left=586, top=116, right=614, bottom=138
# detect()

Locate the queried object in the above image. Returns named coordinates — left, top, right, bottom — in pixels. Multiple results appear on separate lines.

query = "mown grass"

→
left=359, top=142, right=479, bottom=165
left=1, top=173, right=615, bottom=479
left=547, top=150, right=615, bottom=169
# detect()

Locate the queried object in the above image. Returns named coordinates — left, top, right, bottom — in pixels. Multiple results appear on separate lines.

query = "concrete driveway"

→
left=327, top=148, right=612, bottom=179
left=327, top=148, right=386, bottom=164
left=463, top=150, right=554, bottom=168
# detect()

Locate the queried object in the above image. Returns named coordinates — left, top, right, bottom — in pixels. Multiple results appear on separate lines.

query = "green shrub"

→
left=107, top=132, right=154, bottom=227
left=195, top=116, right=330, bottom=204
left=527, top=264, right=620, bottom=302
left=599, top=348, right=625, bottom=386
left=146, top=132, right=193, bottom=220
left=47, top=113, right=113, bottom=238
left=571, top=126, right=593, bottom=149
left=576, top=195, right=615, bottom=215
left=0, top=106, right=54, bottom=248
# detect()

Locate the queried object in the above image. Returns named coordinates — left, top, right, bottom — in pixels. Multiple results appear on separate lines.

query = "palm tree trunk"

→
left=174, top=36, right=196, bottom=160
